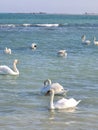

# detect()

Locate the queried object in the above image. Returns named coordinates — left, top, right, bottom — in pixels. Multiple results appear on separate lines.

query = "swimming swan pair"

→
left=41, top=79, right=81, bottom=109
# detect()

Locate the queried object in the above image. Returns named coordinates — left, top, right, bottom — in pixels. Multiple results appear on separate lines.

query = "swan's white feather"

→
left=49, top=89, right=81, bottom=110
left=41, top=79, right=67, bottom=95
left=55, top=98, right=81, bottom=109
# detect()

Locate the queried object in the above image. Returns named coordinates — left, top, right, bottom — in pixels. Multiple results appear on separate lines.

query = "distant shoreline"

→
left=0, top=12, right=98, bottom=16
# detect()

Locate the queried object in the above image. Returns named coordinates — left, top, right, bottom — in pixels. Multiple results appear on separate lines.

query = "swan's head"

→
left=44, top=79, right=52, bottom=86
left=14, top=59, right=18, bottom=64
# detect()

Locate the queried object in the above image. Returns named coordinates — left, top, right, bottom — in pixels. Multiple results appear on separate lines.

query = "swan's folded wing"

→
left=65, top=98, right=81, bottom=108
left=55, top=98, right=81, bottom=109
left=55, top=98, right=68, bottom=109
left=51, top=83, right=63, bottom=89
left=56, top=98, right=68, bottom=104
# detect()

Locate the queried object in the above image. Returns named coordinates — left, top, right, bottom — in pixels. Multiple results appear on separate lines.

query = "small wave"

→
left=35, top=24, right=59, bottom=27
left=22, top=23, right=60, bottom=27
left=0, top=23, right=60, bottom=28
left=1, top=23, right=98, bottom=28
left=22, top=23, right=32, bottom=27
left=0, top=24, right=16, bottom=28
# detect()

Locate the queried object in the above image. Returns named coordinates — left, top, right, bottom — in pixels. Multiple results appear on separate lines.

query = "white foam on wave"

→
left=0, top=23, right=60, bottom=28
left=36, top=24, right=59, bottom=27
left=23, top=24, right=32, bottom=27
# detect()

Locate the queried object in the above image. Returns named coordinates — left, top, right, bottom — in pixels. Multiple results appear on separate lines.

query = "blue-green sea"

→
left=0, top=13, right=98, bottom=130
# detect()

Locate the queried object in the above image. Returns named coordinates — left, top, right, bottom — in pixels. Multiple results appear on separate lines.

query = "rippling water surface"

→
left=0, top=13, right=98, bottom=130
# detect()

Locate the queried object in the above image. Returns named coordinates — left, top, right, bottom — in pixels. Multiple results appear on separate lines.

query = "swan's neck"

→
left=82, top=38, right=85, bottom=42
left=13, top=62, right=19, bottom=74
left=50, top=90, right=55, bottom=109
left=82, top=35, right=86, bottom=42
left=94, top=37, right=96, bottom=42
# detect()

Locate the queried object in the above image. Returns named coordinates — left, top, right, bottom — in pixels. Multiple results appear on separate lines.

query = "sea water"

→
left=0, top=13, right=98, bottom=130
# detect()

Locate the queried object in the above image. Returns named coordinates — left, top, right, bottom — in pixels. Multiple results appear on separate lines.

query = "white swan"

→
left=4, top=47, right=11, bottom=54
left=41, top=79, right=67, bottom=96
left=31, top=43, right=37, bottom=49
left=93, top=36, right=98, bottom=45
left=81, top=35, right=91, bottom=45
left=49, top=89, right=81, bottom=110
left=57, top=50, right=67, bottom=57
left=0, top=59, right=19, bottom=75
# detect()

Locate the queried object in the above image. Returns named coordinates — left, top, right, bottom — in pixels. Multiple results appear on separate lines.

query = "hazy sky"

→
left=0, top=0, right=98, bottom=14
